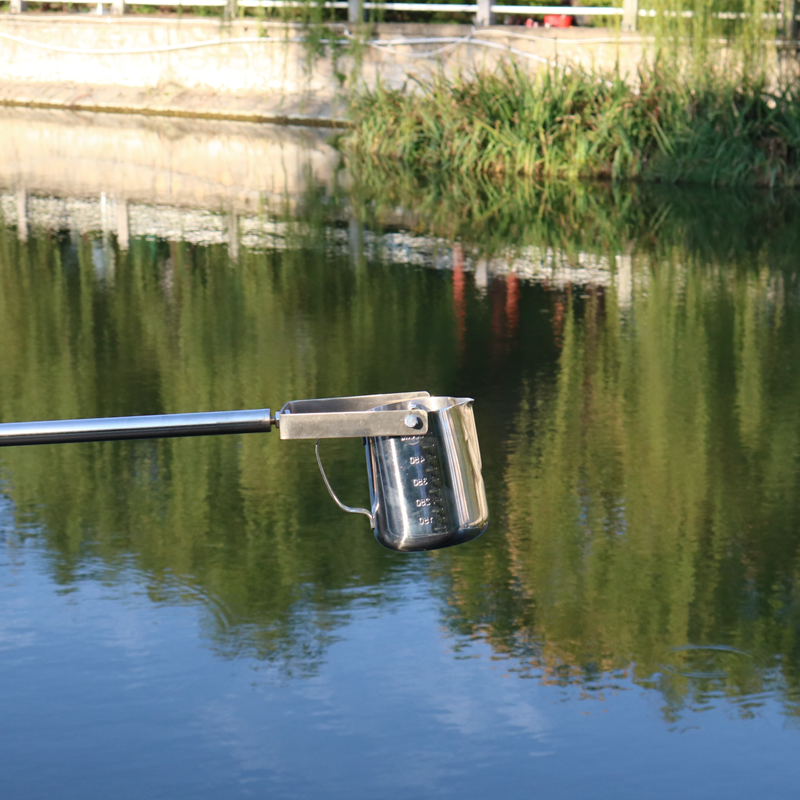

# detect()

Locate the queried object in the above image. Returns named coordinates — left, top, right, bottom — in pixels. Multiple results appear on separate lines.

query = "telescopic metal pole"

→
left=0, top=392, right=434, bottom=448
left=0, top=409, right=275, bottom=447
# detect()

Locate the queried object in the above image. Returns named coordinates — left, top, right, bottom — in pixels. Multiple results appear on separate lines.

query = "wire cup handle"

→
left=315, top=439, right=375, bottom=527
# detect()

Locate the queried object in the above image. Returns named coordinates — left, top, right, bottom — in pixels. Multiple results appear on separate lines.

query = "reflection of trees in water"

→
left=438, top=250, right=800, bottom=721
left=0, top=219, right=468, bottom=674
left=4, top=190, right=800, bottom=711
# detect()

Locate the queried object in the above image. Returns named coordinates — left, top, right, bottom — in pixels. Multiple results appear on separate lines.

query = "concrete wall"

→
left=1, top=16, right=340, bottom=96
left=0, top=15, right=648, bottom=113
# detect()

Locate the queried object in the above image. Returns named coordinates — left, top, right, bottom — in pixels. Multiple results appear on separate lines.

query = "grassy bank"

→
left=343, top=64, right=800, bottom=187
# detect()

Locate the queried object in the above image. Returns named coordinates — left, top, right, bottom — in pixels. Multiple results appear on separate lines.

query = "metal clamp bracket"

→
left=277, top=391, right=430, bottom=440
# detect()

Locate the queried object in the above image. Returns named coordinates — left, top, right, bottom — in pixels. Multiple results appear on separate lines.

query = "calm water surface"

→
left=2, top=173, right=800, bottom=798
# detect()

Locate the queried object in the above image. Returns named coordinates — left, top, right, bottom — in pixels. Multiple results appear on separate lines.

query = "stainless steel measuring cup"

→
left=366, top=396, right=489, bottom=551
left=315, top=396, right=489, bottom=552
left=0, top=389, right=488, bottom=553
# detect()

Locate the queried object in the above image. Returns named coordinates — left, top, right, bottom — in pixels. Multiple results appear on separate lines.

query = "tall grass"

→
left=640, top=0, right=779, bottom=76
left=343, top=61, right=800, bottom=187
left=343, top=0, right=792, bottom=187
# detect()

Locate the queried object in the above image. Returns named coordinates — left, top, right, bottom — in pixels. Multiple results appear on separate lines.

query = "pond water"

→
left=2, top=128, right=800, bottom=798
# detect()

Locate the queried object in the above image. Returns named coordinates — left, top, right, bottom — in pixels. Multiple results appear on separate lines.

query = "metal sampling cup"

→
left=367, top=396, right=489, bottom=551
left=316, top=396, right=489, bottom=552
left=0, top=390, right=488, bottom=553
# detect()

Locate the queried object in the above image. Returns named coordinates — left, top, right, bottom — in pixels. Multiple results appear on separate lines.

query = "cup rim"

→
left=370, top=396, right=473, bottom=413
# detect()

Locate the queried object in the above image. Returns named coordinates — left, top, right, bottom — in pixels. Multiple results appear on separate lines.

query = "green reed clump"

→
left=343, top=63, right=800, bottom=187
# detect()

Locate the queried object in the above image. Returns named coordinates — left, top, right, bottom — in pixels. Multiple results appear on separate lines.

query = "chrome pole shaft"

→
left=0, top=409, right=274, bottom=447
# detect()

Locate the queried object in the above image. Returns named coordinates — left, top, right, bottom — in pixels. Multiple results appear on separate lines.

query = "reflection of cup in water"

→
left=366, top=397, right=489, bottom=552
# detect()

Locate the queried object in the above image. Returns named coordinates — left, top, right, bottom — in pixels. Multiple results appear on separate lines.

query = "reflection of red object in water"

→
left=452, top=243, right=466, bottom=351
left=550, top=283, right=570, bottom=350
left=544, top=14, right=572, bottom=27
left=505, top=272, right=520, bottom=339
left=491, top=277, right=506, bottom=351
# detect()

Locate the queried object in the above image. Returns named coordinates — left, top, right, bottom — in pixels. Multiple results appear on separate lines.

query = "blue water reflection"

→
left=4, top=536, right=800, bottom=800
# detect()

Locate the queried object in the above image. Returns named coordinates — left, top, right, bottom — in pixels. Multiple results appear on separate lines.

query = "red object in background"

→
left=543, top=13, right=572, bottom=27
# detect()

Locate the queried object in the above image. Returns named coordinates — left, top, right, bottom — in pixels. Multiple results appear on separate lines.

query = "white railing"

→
left=6, top=1, right=797, bottom=34
left=4, top=1, right=640, bottom=32
left=9, top=1, right=626, bottom=9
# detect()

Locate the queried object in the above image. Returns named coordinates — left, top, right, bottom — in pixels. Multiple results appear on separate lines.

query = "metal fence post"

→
left=227, top=210, right=239, bottom=263
left=784, top=0, right=798, bottom=40
left=15, top=190, right=28, bottom=243
left=116, top=200, right=129, bottom=252
left=476, top=0, right=495, bottom=26
left=349, top=218, right=364, bottom=271
left=10, top=0, right=29, bottom=12
left=622, top=0, right=638, bottom=32
left=348, top=0, right=364, bottom=23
